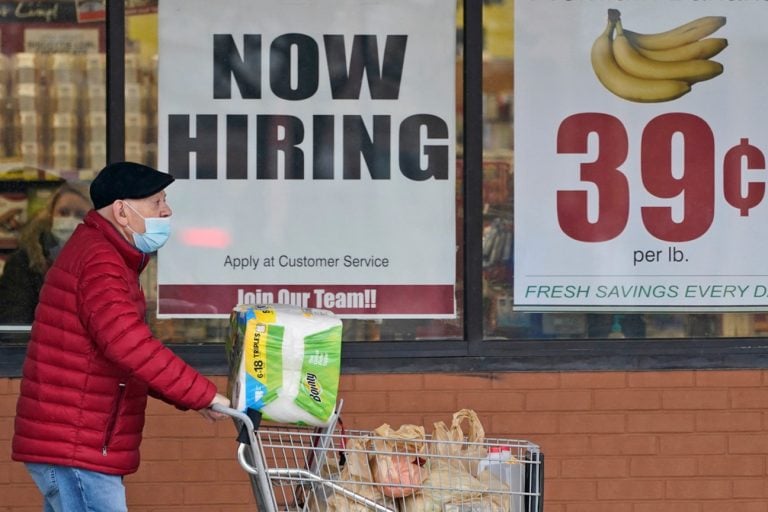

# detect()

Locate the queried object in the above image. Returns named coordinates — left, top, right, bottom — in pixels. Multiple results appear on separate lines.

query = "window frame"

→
left=3, top=0, right=768, bottom=378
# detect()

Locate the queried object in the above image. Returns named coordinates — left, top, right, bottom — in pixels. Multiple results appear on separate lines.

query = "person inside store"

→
left=12, top=161, right=231, bottom=512
left=0, top=182, right=91, bottom=324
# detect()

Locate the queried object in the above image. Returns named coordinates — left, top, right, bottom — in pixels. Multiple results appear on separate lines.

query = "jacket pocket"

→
left=102, top=382, right=126, bottom=456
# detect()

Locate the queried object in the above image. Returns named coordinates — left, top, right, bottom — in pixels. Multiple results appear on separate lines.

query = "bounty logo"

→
left=303, top=372, right=323, bottom=403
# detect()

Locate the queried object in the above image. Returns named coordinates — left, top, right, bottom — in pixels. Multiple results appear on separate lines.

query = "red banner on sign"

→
left=158, top=284, right=455, bottom=316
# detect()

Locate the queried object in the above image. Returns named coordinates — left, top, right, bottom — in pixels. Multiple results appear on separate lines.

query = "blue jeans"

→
left=25, top=463, right=128, bottom=512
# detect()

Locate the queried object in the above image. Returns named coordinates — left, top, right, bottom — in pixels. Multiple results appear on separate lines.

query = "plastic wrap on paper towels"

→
left=226, top=304, right=342, bottom=426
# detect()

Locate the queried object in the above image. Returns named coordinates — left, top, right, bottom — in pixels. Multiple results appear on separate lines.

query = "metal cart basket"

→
left=214, top=403, right=543, bottom=512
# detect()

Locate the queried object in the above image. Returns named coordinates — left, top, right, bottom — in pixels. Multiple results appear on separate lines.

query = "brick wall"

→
left=2, top=370, right=768, bottom=511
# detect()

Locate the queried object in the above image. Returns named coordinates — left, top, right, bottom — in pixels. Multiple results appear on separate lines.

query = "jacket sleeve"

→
left=77, top=248, right=217, bottom=411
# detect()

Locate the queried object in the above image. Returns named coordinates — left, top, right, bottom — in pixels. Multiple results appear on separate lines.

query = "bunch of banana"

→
left=591, top=9, right=727, bottom=103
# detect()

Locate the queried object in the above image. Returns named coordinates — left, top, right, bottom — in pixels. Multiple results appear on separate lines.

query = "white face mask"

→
left=51, top=216, right=81, bottom=244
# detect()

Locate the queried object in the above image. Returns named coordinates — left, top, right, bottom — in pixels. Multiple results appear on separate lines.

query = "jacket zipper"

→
left=103, top=382, right=126, bottom=456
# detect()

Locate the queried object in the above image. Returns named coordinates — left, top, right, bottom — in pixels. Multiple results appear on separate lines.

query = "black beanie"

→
left=90, top=162, right=175, bottom=209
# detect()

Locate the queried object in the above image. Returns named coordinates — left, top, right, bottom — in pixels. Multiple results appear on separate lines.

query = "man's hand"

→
left=197, top=393, right=231, bottom=423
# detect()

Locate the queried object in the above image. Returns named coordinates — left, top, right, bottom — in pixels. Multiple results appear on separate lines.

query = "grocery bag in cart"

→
left=226, top=303, right=342, bottom=426
left=212, top=403, right=545, bottom=512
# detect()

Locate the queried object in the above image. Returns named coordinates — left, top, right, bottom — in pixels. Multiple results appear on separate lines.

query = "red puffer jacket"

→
left=12, top=210, right=217, bottom=475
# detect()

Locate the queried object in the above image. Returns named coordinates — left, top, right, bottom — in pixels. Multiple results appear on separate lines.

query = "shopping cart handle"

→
left=211, top=404, right=263, bottom=445
left=211, top=404, right=254, bottom=428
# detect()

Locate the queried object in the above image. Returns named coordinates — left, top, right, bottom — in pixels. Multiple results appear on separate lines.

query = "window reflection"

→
left=0, top=7, right=107, bottom=328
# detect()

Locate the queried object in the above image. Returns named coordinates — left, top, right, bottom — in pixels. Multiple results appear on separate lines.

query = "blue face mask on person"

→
left=124, top=201, right=171, bottom=253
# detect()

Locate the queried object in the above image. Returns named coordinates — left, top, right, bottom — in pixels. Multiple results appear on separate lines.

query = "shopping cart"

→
left=213, top=402, right=544, bottom=512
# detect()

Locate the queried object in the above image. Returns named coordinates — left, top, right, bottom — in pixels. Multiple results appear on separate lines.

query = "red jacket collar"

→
left=83, top=210, right=148, bottom=272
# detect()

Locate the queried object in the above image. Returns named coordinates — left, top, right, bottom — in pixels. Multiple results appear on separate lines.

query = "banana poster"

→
left=515, top=1, right=768, bottom=311
left=156, top=0, right=456, bottom=318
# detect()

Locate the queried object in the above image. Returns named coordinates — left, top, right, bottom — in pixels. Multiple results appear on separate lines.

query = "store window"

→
left=2, top=0, right=759, bottom=349
left=0, top=2, right=106, bottom=326
left=482, top=0, right=759, bottom=341
left=1, top=2, right=767, bottom=377
left=0, top=0, right=466, bottom=344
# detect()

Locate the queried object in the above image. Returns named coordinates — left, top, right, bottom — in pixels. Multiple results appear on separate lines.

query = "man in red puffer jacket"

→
left=13, top=162, right=231, bottom=512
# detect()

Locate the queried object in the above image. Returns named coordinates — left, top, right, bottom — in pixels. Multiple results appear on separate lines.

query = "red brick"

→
left=560, top=457, right=628, bottom=478
left=695, top=370, right=762, bottom=387
left=702, top=502, right=768, bottom=512
left=143, top=460, right=220, bottom=482
left=144, top=414, right=219, bottom=438
left=597, top=478, right=665, bottom=499
left=139, top=507, right=254, bottom=512
left=3, top=484, right=44, bottom=506
left=698, top=455, right=764, bottom=476
left=126, top=483, right=184, bottom=505
left=455, top=390, right=524, bottom=412
left=560, top=413, right=625, bottom=434
left=338, top=374, right=355, bottom=391
left=546, top=478, right=597, bottom=501
left=181, top=438, right=237, bottom=460
left=354, top=373, right=424, bottom=391
left=145, top=397, right=188, bottom=415
left=140, top=438, right=183, bottom=460
left=565, top=504, right=632, bottom=512
left=419, top=412, right=459, bottom=429
left=588, top=435, right=658, bottom=455
left=9, top=462, right=32, bottom=484
left=335, top=391, right=387, bottom=413
left=4, top=369, right=768, bottom=510
left=216, top=419, right=239, bottom=438
left=559, top=372, right=627, bottom=389
left=666, top=479, right=731, bottom=499
left=627, top=413, right=695, bottom=433
left=182, top=483, right=254, bottom=505
left=731, top=388, right=768, bottom=409
left=491, top=372, right=560, bottom=390
left=342, top=413, right=421, bottom=431
left=386, top=390, right=456, bottom=413
left=525, top=390, right=592, bottom=411
left=662, top=389, right=729, bottom=409
left=0, top=442, right=9, bottom=462
left=630, top=456, right=697, bottom=477
left=593, top=389, right=661, bottom=410
left=0, top=395, right=18, bottom=417
left=660, top=434, right=727, bottom=454
left=633, top=503, right=701, bottom=512
left=0, top=417, right=12, bottom=440
left=533, top=434, right=591, bottom=456
left=729, top=434, right=768, bottom=454
left=733, top=478, right=768, bottom=498
left=491, top=412, right=559, bottom=436
left=0, top=378, right=21, bottom=393
left=628, top=371, right=695, bottom=388
left=217, top=459, right=255, bottom=482
left=695, top=411, right=762, bottom=432
left=423, top=373, right=494, bottom=390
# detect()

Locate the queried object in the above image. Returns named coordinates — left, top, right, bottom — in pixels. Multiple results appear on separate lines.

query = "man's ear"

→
left=112, top=200, right=128, bottom=226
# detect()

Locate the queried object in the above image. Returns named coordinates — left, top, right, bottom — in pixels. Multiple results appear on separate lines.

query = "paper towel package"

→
left=226, top=304, right=342, bottom=426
